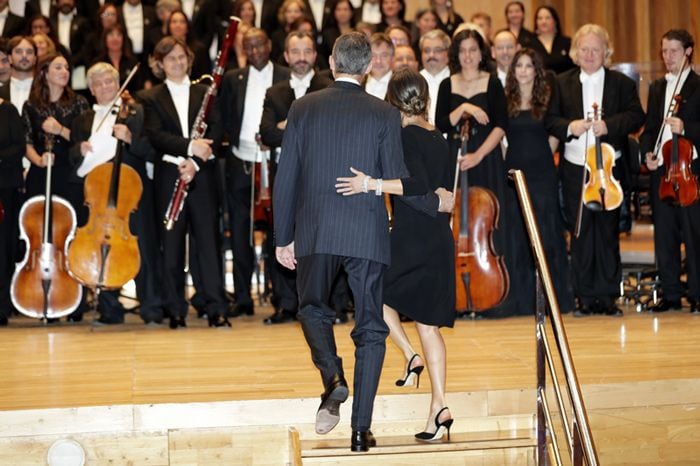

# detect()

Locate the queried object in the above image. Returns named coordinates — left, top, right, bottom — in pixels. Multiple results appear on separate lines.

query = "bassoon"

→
left=163, top=16, right=241, bottom=230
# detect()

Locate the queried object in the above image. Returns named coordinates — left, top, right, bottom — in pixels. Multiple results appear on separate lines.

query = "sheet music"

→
left=76, top=133, right=118, bottom=177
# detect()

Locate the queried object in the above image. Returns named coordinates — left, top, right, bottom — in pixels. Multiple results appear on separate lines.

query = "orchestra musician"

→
left=219, top=27, right=289, bottom=318
left=640, top=29, right=700, bottom=315
left=140, top=36, right=230, bottom=329
left=546, top=24, right=644, bottom=316
left=70, top=62, right=163, bottom=325
left=22, top=52, right=90, bottom=322
left=258, top=30, right=332, bottom=324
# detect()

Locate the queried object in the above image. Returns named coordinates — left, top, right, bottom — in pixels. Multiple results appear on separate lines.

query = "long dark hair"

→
left=505, top=48, right=550, bottom=119
left=28, top=52, right=75, bottom=111
left=534, top=6, right=562, bottom=36
left=97, top=24, right=135, bottom=62
left=449, top=29, right=490, bottom=73
left=328, top=0, right=356, bottom=29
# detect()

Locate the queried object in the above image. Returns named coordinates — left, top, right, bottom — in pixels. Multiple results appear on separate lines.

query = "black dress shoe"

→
left=690, top=301, right=699, bottom=314
left=333, top=308, right=349, bottom=324
left=316, top=374, right=349, bottom=434
left=169, top=317, right=186, bottom=329
left=0, top=316, right=8, bottom=327
left=602, top=305, right=623, bottom=317
left=208, top=314, right=231, bottom=328
left=66, top=312, right=83, bottom=323
left=96, top=315, right=125, bottom=325
left=574, top=305, right=594, bottom=317
left=350, top=430, right=376, bottom=452
left=263, top=309, right=296, bottom=325
left=649, top=299, right=682, bottom=313
left=227, top=303, right=254, bottom=318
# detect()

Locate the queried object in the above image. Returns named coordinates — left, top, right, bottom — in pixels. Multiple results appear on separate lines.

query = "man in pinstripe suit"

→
left=273, top=32, right=409, bottom=452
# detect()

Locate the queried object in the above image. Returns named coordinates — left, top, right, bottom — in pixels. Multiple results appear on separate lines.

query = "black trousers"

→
left=226, top=155, right=255, bottom=306
left=650, top=162, right=700, bottom=302
left=296, top=254, right=388, bottom=431
left=560, top=159, right=621, bottom=307
left=0, top=187, right=22, bottom=318
left=156, top=160, right=227, bottom=319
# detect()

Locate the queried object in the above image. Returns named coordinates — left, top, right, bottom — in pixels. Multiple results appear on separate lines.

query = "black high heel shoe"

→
left=415, top=407, right=453, bottom=442
left=208, top=314, right=231, bottom=328
left=395, top=354, right=425, bottom=388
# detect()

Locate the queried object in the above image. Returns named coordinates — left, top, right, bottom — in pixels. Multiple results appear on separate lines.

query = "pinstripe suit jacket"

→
left=273, top=80, right=409, bottom=265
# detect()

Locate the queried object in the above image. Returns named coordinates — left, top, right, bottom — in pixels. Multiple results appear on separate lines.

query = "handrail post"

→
left=536, top=272, right=548, bottom=465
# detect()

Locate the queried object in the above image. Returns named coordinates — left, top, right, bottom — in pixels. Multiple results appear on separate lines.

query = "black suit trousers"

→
left=650, top=164, right=700, bottom=302
left=156, top=160, right=227, bottom=318
left=226, top=155, right=255, bottom=306
left=560, top=159, right=621, bottom=306
left=296, top=254, right=388, bottom=431
left=0, top=188, right=22, bottom=317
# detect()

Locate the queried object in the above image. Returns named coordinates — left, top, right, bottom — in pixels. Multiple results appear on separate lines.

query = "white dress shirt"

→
left=497, top=68, right=507, bottom=88
left=360, top=1, right=381, bottom=24
left=252, top=0, right=263, bottom=28
left=564, top=67, right=617, bottom=166
left=365, top=71, right=391, bottom=100
left=181, top=0, right=195, bottom=20
left=233, top=62, right=274, bottom=162
left=123, top=3, right=144, bottom=54
left=9, top=76, right=32, bottom=114
left=162, top=79, right=195, bottom=165
left=57, top=10, right=75, bottom=52
left=308, top=0, right=325, bottom=30
left=0, top=7, right=8, bottom=36
left=290, top=70, right=314, bottom=99
left=420, top=66, right=450, bottom=124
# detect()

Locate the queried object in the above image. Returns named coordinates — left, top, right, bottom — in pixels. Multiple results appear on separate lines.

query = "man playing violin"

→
left=70, top=62, right=164, bottom=325
left=640, top=29, right=700, bottom=315
left=546, top=24, right=644, bottom=316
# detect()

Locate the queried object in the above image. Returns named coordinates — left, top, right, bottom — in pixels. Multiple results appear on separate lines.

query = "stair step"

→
left=300, top=428, right=536, bottom=457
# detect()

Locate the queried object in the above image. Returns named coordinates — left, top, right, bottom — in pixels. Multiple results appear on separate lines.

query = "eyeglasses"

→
left=423, top=47, right=447, bottom=54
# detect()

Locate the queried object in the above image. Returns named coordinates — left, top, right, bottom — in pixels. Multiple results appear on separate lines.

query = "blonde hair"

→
left=32, top=32, right=56, bottom=58
left=277, top=0, right=308, bottom=27
left=569, top=23, right=614, bottom=66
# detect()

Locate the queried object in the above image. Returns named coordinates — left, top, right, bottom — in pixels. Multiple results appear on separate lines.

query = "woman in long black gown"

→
left=502, top=48, right=575, bottom=313
left=435, top=28, right=510, bottom=316
left=336, top=69, right=455, bottom=441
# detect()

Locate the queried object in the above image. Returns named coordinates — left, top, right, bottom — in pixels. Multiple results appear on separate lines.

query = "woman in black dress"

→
left=22, top=53, right=90, bottom=322
left=336, top=69, right=456, bottom=441
left=531, top=6, right=574, bottom=75
left=435, top=28, right=510, bottom=315
left=502, top=48, right=575, bottom=313
left=166, top=10, right=212, bottom=81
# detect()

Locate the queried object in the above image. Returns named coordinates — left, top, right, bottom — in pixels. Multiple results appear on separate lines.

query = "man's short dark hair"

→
left=663, top=29, right=695, bottom=62
left=285, top=30, right=316, bottom=51
left=332, top=32, right=371, bottom=75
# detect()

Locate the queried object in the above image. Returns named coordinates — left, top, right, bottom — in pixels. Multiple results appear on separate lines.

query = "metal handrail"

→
left=509, top=169, right=599, bottom=466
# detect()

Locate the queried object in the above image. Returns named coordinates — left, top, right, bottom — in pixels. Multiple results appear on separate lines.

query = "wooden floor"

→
left=1, top=221, right=699, bottom=464
left=1, top=305, right=700, bottom=412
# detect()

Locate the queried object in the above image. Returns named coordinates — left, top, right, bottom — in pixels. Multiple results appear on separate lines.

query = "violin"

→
left=658, top=95, right=699, bottom=207
left=451, top=113, right=509, bottom=312
left=581, top=103, right=623, bottom=212
left=67, top=94, right=143, bottom=289
left=11, top=135, right=83, bottom=319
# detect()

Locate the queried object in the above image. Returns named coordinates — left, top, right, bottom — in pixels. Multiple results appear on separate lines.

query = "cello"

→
left=581, top=103, right=623, bottom=212
left=66, top=95, right=143, bottom=289
left=451, top=113, right=509, bottom=312
left=658, top=95, right=700, bottom=207
left=11, top=135, right=83, bottom=319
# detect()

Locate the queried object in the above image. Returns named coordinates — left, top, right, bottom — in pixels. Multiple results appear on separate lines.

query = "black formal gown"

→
left=503, top=110, right=575, bottom=314
left=435, top=75, right=509, bottom=262
left=384, top=125, right=455, bottom=327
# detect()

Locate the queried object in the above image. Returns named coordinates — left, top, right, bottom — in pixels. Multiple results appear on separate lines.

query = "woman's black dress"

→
left=503, top=110, right=575, bottom=313
left=22, top=96, right=91, bottom=223
left=435, top=75, right=509, bottom=261
left=383, top=125, right=455, bottom=327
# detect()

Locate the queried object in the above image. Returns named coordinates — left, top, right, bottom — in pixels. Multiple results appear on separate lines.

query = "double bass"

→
left=451, top=113, right=509, bottom=312
left=11, top=135, right=83, bottom=319
left=658, top=95, right=700, bottom=206
left=67, top=95, right=143, bottom=289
